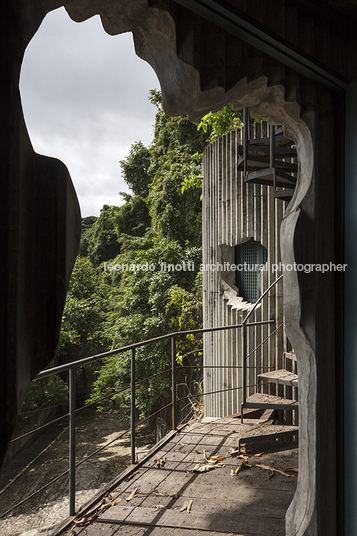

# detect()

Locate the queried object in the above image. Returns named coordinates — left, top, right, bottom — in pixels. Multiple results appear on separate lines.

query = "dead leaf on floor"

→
left=126, top=487, right=139, bottom=501
left=256, top=464, right=292, bottom=477
left=149, top=488, right=163, bottom=495
left=228, top=448, right=263, bottom=458
left=193, top=463, right=215, bottom=472
left=227, top=448, right=240, bottom=456
left=193, top=462, right=225, bottom=472
left=152, top=504, right=165, bottom=509
left=180, top=499, right=193, bottom=512
left=231, top=458, right=251, bottom=476
left=227, top=448, right=252, bottom=458
left=155, top=457, right=166, bottom=468
left=73, top=497, right=122, bottom=525
left=208, top=456, right=226, bottom=462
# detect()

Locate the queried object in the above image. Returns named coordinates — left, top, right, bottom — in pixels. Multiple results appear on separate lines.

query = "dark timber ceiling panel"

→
left=155, top=0, right=357, bottom=88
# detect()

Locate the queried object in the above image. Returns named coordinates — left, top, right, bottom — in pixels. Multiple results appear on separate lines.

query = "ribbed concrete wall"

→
left=202, top=122, right=286, bottom=418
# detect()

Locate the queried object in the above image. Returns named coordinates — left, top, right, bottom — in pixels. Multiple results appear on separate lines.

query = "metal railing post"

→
left=69, top=367, right=76, bottom=516
left=270, top=124, right=276, bottom=190
left=243, top=107, right=250, bottom=175
left=241, top=323, right=247, bottom=424
left=131, top=348, right=136, bottom=464
left=171, top=336, right=177, bottom=430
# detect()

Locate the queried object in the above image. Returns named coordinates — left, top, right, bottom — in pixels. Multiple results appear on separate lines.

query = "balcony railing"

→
left=1, top=276, right=283, bottom=521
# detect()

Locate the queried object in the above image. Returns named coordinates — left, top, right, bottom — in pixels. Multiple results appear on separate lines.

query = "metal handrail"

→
left=241, top=274, right=284, bottom=420
left=34, top=321, right=271, bottom=380
left=30, top=318, right=272, bottom=517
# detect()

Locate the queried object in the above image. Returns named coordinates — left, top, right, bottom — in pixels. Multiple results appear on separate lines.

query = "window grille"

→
left=235, top=238, right=268, bottom=303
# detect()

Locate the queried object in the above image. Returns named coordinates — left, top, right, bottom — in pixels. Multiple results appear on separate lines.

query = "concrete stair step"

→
left=238, top=154, right=298, bottom=172
left=258, top=369, right=298, bottom=387
left=238, top=144, right=297, bottom=156
left=285, top=351, right=297, bottom=361
left=244, top=393, right=298, bottom=411
left=244, top=167, right=297, bottom=188
left=274, top=189, right=294, bottom=201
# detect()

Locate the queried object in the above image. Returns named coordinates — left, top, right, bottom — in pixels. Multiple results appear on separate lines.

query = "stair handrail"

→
left=241, top=274, right=283, bottom=420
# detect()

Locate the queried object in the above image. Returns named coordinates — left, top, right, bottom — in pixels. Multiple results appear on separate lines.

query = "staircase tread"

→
left=247, top=131, right=291, bottom=147
left=246, top=393, right=298, bottom=406
left=274, top=189, right=294, bottom=201
left=258, top=369, right=298, bottom=386
left=245, top=167, right=296, bottom=187
left=284, top=351, right=297, bottom=361
left=239, top=144, right=297, bottom=156
left=238, top=154, right=298, bottom=172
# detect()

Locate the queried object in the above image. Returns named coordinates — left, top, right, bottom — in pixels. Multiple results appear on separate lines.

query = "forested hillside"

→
left=22, top=93, right=244, bottom=421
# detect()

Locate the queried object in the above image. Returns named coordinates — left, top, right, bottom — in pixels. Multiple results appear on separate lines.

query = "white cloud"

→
left=20, top=6, right=159, bottom=216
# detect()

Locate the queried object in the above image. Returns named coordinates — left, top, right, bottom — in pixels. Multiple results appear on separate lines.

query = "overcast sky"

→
left=20, top=6, right=159, bottom=217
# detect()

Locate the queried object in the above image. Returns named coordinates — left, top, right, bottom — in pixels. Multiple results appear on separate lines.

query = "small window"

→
left=235, top=238, right=268, bottom=303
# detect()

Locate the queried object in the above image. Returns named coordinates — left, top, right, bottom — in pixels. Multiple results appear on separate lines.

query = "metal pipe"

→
left=35, top=320, right=277, bottom=381
left=270, top=124, right=276, bottom=190
left=243, top=107, right=250, bottom=174
left=243, top=274, right=283, bottom=325
left=171, top=337, right=177, bottom=430
left=131, top=348, right=136, bottom=464
left=69, top=368, right=76, bottom=516
left=241, top=323, right=247, bottom=424
left=34, top=324, right=245, bottom=380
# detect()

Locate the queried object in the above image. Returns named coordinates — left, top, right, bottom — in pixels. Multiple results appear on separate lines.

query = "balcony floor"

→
left=58, top=417, right=298, bottom=536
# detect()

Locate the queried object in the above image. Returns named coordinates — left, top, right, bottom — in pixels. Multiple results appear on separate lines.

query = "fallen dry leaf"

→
left=155, top=457, right=167, bottom=468
left=152, top=504, right=165, bottom=509
left=126, top=487, right=139, bottom=501
left=256, top=464, right=292, bottom=477
left=73, top=497, right=122, bottom=525
left=180, top=499, right=193, bottom=512
left=233, top=458, right=251, bottom=475
left=193, top=463, right=215, bottom=472
left=227, top=448, right=252, bottom=458
left=149, top=488, right=163, bottom=495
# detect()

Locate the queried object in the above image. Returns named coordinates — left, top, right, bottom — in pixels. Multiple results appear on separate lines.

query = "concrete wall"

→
left=202, top=122, right=286, bottom=418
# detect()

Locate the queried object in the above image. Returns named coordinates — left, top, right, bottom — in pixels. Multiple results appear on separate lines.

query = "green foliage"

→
left=87, top=237, right=203, bottom=417
left=115, top=194, right=150, bottom=238
left=20, top=375, right=68, bottom=415
left=119, top=141, right=152, bottom=198
left=146, top=104, right=209, bottom=246
left=79, top=215, right=97, bottom=257
left=57, top=256, right=109, bottom=364
left=87, top=205, right=121, bottom=265
left=197, top=103, right=243, bottom=142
